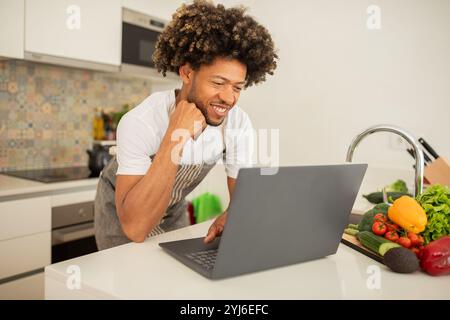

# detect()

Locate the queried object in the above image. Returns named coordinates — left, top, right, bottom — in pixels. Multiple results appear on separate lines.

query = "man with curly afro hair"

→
left=94, top=0, right=278, bottom=250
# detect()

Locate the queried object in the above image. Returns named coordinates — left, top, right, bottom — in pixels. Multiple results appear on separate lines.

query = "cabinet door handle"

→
left=78, top=207, right=87, bottom=217
left=52, top=222, right=95, bottom=245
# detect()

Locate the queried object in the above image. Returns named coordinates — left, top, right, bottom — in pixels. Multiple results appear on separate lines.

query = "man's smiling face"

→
left=187, top=57, right=247, bottom=126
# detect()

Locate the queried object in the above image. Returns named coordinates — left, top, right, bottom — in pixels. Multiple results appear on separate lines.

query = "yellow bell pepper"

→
left=388, top=196, right=427, bottom=234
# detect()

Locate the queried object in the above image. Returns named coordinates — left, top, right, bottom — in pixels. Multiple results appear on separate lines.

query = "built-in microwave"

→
left=121, top=8, right=167, bottom=76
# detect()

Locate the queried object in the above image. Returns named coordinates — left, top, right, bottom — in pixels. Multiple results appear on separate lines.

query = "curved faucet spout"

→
left=346, top=124, right=424, bottom=197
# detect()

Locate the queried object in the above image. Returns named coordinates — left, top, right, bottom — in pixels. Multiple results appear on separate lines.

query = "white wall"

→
left=221, top=0, right=449, bottom=166
left=168, top=1, right=450, bottom=208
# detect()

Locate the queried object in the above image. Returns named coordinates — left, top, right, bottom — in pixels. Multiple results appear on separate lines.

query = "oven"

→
left=51, top=201, right=98, bottom=264
left=121, top=8, right=166, bottom=75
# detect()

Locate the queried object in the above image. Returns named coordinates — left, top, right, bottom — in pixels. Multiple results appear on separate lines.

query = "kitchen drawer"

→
left=0, top=196, right=51, bottom=241
left=51, top=189, right=97, bottom=207
left=0, top=232, right=50, bottom=280
left=52, top=201, right=94, bottom=229
left=0, top=272, right=44, bottom=300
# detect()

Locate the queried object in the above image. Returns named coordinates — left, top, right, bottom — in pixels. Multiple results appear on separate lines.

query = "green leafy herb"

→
left=416, top=184, right=450, bottom=244
left=385, top=179, right=408, bottom=193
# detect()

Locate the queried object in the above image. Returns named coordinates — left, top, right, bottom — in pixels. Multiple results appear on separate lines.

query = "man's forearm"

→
left=119, top=129, right=184, bottom=241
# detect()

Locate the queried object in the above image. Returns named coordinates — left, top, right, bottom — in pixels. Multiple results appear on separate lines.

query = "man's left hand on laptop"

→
left=204, top=211, right=228, bottom=244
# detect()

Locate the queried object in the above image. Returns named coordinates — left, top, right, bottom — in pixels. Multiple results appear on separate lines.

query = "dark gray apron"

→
left=94, top=116, right=227, bottom=250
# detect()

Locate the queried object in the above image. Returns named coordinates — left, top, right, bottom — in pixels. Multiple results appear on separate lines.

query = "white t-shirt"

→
left=116, top=90, right=254, bottom=179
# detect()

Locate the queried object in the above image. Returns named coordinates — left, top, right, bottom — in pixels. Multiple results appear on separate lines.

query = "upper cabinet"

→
left=121, top=0, right=181, bottom=21
left=24, top=0, right=122, bottom=71
left=0, top=0, right=180, bottom=74
left=0, top=0, right=25, bottom=59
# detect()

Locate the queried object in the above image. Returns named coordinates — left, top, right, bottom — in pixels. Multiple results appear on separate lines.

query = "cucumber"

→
left=363, top=191, right=411, bottom=204
left=357, top=231, right=399, bottom=256
left=348, top=224, right=359, bottom=230
left=344, top=228, right=359, bottom=236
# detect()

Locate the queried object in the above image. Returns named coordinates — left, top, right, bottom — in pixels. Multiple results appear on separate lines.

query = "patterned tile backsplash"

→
left=0, top=60, right=156, bottom=172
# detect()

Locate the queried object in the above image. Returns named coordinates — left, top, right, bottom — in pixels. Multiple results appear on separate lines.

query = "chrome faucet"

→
left=346, top=124, right=424, bottom=197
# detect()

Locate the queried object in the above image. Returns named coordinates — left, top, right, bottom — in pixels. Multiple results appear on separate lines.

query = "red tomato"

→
left=374, top=213, right=387, bottom=223
left=411, top=247, right=421, bottom=259
left=372, top=221, right=387, bottom=236
left=385, top=231, right=399, bottom=242
left=398, top=237, right=412, bottom=248
left=417, top=236, right=425, bottom=246
left=386, top=222, right=400, bottom=232
left=407, top=232, right=421, bottom=246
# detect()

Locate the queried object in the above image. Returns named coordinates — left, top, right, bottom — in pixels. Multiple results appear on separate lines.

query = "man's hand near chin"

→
left=204, top=211, right=228, bottom=243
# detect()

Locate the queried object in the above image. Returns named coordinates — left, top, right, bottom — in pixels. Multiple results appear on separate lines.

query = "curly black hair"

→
left=152, top=0, right=278, bottom=88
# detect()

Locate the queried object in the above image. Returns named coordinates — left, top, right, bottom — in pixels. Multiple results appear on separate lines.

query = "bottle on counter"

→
left=92, top=108, right=105, bottom=140
left=102, top=109, right=115, bottom=141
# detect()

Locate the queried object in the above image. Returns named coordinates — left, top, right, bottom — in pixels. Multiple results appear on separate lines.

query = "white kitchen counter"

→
left=0, top=174, right=99, bottom=200
left=45, top=220, right=450, bottom=300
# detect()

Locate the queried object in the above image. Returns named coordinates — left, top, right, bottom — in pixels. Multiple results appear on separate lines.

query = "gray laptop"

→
left=159, top=163, right=367, bottom=279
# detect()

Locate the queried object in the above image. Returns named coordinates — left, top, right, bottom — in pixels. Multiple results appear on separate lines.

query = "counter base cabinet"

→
left=0, top=196, right=51, bottom=241
left=0, top=232, right=51, bottom=280
left=0, top=175, right=98, bottom=299
left=0, top=272, right=44, bottom=300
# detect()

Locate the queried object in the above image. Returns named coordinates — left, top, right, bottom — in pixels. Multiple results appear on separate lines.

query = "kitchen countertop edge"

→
left=0, top=174, right=100, bottom=201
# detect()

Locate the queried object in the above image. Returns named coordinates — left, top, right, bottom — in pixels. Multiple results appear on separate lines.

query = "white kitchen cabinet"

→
left=0, top=232, right=51, bottom=280
left=0, top=196, right=51, bottom=241
left=0, top=174, right=99, bottom=299
left=121, top=0, right=181, bottom=21
left=25, top=0, right=122, bottom=71
left=0, top=195, right=51, bottom=300
left=0, top=272, right=44, bottom=300
left=0, top=0, right=24, bottom=59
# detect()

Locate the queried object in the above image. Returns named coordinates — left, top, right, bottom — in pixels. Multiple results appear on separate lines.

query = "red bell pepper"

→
left=420, top=236, right=450, bottom=276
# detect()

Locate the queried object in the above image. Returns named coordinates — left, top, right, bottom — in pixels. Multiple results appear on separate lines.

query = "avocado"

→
left=383, top=247, right=420, bottom=273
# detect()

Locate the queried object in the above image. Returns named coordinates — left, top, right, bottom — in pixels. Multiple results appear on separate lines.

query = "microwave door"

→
left=122, top=22, right=160, bottom=68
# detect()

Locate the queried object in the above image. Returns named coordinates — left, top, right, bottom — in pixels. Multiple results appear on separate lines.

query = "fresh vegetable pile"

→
left=363, top=202, right=425, bottom=256
left=345, top=183, right=450, bottom=276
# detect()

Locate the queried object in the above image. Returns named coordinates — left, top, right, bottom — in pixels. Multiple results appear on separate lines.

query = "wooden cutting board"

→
left=341, top=232, right=385, bottom=264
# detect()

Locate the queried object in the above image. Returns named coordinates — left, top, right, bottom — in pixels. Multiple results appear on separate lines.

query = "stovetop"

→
left=3, top=166, right=99, bottom=183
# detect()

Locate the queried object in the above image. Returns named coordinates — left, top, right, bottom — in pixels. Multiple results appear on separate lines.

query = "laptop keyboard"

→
left=185, top=249, right=218, bottom=270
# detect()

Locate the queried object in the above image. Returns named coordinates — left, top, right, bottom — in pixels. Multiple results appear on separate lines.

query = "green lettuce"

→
left=385, top=179, right=408, bottom=193
left=416, top=184, right=450, bottom=244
